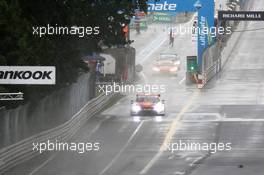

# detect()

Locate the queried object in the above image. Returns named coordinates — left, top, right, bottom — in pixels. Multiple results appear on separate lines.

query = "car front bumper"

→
left=131, top=109, right=165, bottom=116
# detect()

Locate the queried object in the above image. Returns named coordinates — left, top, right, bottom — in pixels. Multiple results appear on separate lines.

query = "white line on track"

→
left=140, top=91, right=200, bottom=174
left=190, top=156, right=203, bottom=167
left=28, top=153, right=58, bottom=175
left=139, top=37, right=168, bottom=64
left=99, top=121, right=144, bottom=175
left=182, top=118, right=264, bottom=122
left=138, top=34, right=165, bottom=57
left=139, top=15, right=198, bottom=175
left=28, top=116, right=110, bottom=175
left=179, top=77, right=186, bottom=85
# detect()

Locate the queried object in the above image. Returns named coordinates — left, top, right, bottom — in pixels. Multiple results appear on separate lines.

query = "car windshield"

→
left=136, top=96, right=160, bottom=103
left=159, top=54, right=179, bottom=61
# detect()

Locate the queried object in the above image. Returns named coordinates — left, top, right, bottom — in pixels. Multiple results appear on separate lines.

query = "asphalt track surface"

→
left=5, top=1, right=264, bottom=174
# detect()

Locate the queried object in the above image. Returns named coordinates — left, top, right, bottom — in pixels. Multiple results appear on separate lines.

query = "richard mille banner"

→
left=0, top=66, right=56, bottom=84
left=218, top=11, right=264, bottom=21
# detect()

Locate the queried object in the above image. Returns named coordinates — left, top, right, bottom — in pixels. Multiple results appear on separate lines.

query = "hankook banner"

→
left=0, top=66, right=56, bottom=84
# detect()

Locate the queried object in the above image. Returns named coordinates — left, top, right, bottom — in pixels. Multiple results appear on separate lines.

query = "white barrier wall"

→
left=0, top=73, right=94, bottom=149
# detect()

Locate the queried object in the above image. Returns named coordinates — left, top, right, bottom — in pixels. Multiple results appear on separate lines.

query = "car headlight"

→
left=132, top=104, right=141, bottom=112
left=174, top=61, right=180, bottom=65
left=153, top=67, right=160, bottom=72
left=170, top=67, right=178, bottom=72
left=154, top=103, right=164, bottom=113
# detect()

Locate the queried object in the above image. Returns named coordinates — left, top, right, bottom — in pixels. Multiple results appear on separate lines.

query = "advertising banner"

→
left=197, top=0, right=215, bottom=68
left=218, top=11, right=264, bottom=21
left=148, top=0, right=215, bottom=71
left=0, top=66, right=56, bottom=84
left=153, top=13, right=173, bottom=22
left=148, top=0, right=197, bottom=13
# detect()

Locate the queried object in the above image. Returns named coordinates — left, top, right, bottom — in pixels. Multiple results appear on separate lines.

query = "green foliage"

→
left=0, top=0, right=148, bottom=108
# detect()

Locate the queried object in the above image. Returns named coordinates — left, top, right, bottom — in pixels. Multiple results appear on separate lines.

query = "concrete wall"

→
left=0, top=46, right=136, bottom=148
left=103, top=47, right=136, bottom=83
left=0, top=73, right=94, bottom=149
left=201, top=0, right=251, bottom=82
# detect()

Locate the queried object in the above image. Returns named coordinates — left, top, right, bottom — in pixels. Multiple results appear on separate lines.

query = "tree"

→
left=0, top=0, right=148, bottom=108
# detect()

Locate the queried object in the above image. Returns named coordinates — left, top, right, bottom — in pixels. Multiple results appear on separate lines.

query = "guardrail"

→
left=197, top=63, right=217, bottom=89
left=196, top=0, right=252, bottom=89
left=0, top=93, right=117, bottom=174
left=206, top=59, right=221, bottom=81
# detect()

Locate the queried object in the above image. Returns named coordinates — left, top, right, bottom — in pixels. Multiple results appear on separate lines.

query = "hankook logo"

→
left=0, top=66, right=56, bottom=84
left=0, top=71, right=52, bottom=80
left=148, top=1, right=177, bottom=12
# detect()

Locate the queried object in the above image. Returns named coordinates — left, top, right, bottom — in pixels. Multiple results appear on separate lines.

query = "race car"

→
left=130, top=93, right=165, bottom=116
left=152, top=53, right=181, bottom=75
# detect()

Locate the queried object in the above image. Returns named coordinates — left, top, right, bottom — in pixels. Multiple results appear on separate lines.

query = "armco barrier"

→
left=0, top=93, right=117, bottom=174
left=0, top=73, right=94, bottom=149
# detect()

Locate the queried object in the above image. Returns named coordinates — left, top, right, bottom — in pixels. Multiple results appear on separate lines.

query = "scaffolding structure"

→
left=0, top=92, right=24, bottom=101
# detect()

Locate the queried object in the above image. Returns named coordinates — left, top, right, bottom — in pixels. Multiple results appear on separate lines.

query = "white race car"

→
left=152, top=53, right=181, bottom=75
left=131, top=93, right=165, bottom=116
